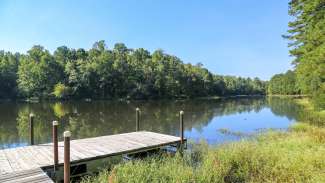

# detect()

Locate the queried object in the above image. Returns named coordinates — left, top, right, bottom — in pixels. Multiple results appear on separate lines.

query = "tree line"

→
left=267, top=70, right=300, bottom=95
left=268, top=0, right=325, bottom=108
left=0, top=41, right=266, bottom=100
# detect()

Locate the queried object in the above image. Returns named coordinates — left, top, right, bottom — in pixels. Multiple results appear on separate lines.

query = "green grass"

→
left=81, top=123, right=325, bottom=183
left=294, top=98, right=325, bottom=126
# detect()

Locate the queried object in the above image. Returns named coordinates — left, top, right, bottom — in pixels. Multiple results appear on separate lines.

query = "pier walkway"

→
left=0, top=131, right=184, bottom=182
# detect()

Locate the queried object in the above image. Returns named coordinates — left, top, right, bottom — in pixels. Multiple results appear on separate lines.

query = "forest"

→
left=267, top=0, right=325, bottom=108
left=0, top=42, right=266, bottom=99
left=267, top=70, right=300, bottom=95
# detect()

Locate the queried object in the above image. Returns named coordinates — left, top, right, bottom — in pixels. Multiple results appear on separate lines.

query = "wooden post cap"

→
left=53, top=121, right=59, bottom=126
left=180, top=111, right=184, bottom=115
left=64, top=131, right=71, bottom=137
left=30, top=113, right=35, bottom=117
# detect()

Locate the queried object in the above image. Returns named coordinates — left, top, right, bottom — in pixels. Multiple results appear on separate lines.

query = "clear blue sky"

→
left=0, top=0, right=292, bottom=80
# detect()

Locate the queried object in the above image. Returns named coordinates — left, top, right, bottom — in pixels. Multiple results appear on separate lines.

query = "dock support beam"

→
left=29, top=114, right=34, bottom=145
left=136, top=108, right=140, bottom=131
left=179, top=111, right=184, bottom=152
left=64, top=131, right=71, bottom=183
left=53, top=121, right=59, bottom=171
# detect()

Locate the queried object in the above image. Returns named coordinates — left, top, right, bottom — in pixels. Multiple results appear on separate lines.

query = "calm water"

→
left=0, top=97, right=304, bottom=149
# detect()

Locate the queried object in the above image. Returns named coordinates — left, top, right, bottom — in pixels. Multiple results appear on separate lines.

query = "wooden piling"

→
left=52, top=121, right=58, bottom=170
left=29, top=113, right=34, bottom=145
left=179, top=111, right=184, bottom=145
left=136, top=108, right=140, bottom=131
left=64, top=131, right=71, bottom=183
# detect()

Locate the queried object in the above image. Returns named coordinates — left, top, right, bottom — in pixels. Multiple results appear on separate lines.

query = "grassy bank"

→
left=81, top=123, right=325, bottom=183
left=295, top=98, right=325, bottom=126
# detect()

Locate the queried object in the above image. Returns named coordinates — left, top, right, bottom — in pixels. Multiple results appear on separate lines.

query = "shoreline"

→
left=0, top=94, right=310, bottom=103
left=0, top=94, right=268, bottom=103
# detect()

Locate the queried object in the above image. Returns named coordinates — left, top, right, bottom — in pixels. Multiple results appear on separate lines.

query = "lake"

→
left=0, top=97, right=304, bottom=149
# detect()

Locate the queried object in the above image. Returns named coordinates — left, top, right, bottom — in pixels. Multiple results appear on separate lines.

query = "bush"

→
left=52, top=83, right=71, bottom=99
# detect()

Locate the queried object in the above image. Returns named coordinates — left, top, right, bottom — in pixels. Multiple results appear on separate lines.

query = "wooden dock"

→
left=0, top=131, right=184, bottom=182
left=0, top=110, right=186, bottom=182
left=0, top=168, right=53, bottom=183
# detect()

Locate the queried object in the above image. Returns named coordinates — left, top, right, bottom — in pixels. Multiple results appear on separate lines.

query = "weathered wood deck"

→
left=0, top=131, right=183, bottom=182
left=0, top=168, right=53, bottom=183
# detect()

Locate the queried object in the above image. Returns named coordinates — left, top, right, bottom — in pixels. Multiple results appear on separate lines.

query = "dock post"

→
left=136, top=108, right=140, bottom=131
left=53, top=121, right=59, bottom=171
left=64, top=131, right=71, bottom=183
left=179, top=111, right=184, bottom=151
left=29, top=113, right=34, bottom=145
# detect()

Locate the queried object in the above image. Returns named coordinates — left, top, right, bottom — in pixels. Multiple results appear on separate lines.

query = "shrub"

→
left=52, top=83, right=71, bottom=99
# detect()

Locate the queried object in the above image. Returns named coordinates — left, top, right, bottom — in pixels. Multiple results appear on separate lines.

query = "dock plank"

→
left=0, top=131, right=183, bottom=180
left=0, top=168, right=53, bottom=183
left=0, top=151, right=13, bottom=174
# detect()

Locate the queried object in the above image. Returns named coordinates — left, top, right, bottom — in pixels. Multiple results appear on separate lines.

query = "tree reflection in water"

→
left=0, top=97, right=306, bottom=149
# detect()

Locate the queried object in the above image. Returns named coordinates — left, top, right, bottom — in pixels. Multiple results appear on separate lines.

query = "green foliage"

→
left=284, top=0, right=325, bottom=106
left=81, top=124, right=325, bottom=183
left=1, top=41, right=266, bottom=99
left=53, top=83, right=71, bottom=99
left=294, top=98, right=325, bottom=126
left=0, top=51, right=19, bottom=98
left=267, top=70, right=300, bottom=95
left=312, top=91, right=325, bottom=110
left=223, top=76, right=265, bottom=95
left=17, top=46, right=63, bottom=97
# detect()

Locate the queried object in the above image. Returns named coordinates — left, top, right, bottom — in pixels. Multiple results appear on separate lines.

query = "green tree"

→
left=53, top=83, right=71, bottom=99
left=268, top=70, right=299, bottom=95
left=285, top=0, right=325, bottom=105
left=17, top=46, right=62, bottom=97
left=0, top=51, right=19, bottom=98
left=1, top=41, right=266, bottom=99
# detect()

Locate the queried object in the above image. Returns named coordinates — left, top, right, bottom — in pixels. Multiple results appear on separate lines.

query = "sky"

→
left=0, top=0, right=293, bottom=80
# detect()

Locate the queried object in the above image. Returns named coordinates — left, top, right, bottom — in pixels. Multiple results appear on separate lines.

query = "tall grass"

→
left=295, top=98, right=325, bottom=126
left=81, top=123, right=325, bottom=183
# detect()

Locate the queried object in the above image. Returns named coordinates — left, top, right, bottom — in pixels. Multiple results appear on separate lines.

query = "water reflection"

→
left=0, top=97, right=304, bottom=149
